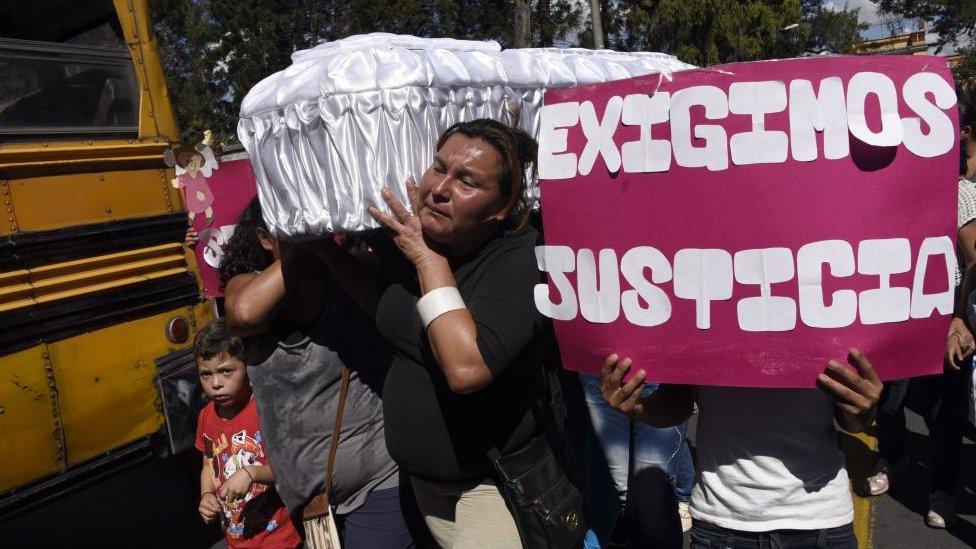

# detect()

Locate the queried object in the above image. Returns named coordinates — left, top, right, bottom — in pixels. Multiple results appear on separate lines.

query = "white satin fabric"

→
left=238, top=33, right=694, bottom=237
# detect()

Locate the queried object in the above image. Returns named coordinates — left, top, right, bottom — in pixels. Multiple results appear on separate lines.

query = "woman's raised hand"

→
left=368, top=178, right=442, bottom=267
left=816, top=349, right=882, bottom=433
left=599, top=354, right=648, bottom=419
left=945, top=318, right=975, bottom=371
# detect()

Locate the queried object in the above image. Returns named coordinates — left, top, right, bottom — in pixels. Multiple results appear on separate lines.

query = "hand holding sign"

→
left=599, top=354, right=647, bottom=419
left=816, top=349, right=882, bottom=433
left=600, top=354, right=697, bottom=428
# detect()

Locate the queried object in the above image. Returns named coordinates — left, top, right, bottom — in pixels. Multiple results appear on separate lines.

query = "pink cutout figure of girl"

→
left=168, top=143, right=219, bottom=225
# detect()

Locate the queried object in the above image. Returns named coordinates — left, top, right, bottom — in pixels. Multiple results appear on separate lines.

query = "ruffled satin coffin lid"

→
left=238, top=33, right=694, bottom=237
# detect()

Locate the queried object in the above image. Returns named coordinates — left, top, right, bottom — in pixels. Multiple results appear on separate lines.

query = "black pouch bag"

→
left=488, top=426, right=586, bottom=548
left=487, top=345, right=586, bottom=549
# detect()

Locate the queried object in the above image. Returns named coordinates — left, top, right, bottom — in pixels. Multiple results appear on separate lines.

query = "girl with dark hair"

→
left=218, top=197, right=274, bottom=290
left=219, top=198, right=415, bottom=548
left=309, top=118, right=584, bottom=547
left=864, top=93, right=976, bottom=529
left=920, top=94, right=976, bottom=528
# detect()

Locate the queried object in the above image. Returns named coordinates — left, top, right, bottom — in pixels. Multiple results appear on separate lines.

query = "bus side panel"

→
left=0, top=345, right=62, bottom=493
left=6, top=167, right=181, bottom=233
left=115, top=0, right=181, bottom=141
left=47, top=309, right=195, bottom=467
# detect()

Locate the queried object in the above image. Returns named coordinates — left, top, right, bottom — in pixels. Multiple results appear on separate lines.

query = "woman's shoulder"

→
left=483, top=225, right=540, bottom=257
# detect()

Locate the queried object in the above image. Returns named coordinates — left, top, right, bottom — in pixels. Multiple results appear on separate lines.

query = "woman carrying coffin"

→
left=309, top=119, right=584, bottom=548
left=220, top=198, right=415, bottom=548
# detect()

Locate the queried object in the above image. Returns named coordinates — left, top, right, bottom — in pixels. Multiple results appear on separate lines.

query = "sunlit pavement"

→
left=866, top=408, right=976, bottom=549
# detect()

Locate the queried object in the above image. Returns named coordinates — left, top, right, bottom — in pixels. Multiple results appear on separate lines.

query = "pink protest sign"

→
left=536, top=55, right=958, bottom=387
left=190, top=156, right=258, bottom=297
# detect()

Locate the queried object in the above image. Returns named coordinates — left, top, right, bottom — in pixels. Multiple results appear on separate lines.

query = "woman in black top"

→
left=314, top=119, right=553, bottom=547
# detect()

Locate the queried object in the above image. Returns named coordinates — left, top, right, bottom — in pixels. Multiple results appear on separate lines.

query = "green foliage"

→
left=951, top=48, right=976, bottom=89
left=151, top=0, right=865, bottom=142
left=588, top=0, right=864, bottom=65
left=149, top=0, right=583, bottom=144
left=876, top=0, right=976, bottom=87
left=876, top=0, right=976, bottom=53
left=804, top=1, right=865, bottom=54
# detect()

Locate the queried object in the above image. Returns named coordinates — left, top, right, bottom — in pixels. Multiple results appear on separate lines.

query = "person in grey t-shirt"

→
left=218, top=198, right=415, bottom=548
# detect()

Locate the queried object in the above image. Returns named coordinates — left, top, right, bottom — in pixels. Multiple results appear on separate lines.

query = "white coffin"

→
left=238, top=33, right=693, bottom=237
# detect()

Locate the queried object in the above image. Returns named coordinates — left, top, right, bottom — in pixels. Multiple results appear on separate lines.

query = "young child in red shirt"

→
left=194, top=319, right=301, bottom=549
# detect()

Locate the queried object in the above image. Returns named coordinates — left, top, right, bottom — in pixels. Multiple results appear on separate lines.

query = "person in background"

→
left=194, top=318, right=302, bottom=549
left=600, top=346, right=881, bottom=548
left=922, top=95, right=976, bottom=528
left=221, top=198, right=415, bottom=548
left=578, top=373, right=694, bottom=548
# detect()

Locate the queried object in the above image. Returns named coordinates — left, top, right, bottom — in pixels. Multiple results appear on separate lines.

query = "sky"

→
left=823, top=0, right=969, bottom=53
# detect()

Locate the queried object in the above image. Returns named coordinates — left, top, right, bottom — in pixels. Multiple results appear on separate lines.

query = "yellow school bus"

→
left=0, top=0, right=212, bottom=515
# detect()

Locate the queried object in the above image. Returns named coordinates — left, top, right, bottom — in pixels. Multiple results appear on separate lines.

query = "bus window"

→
left=0, top=0, right=138, bottom=138
left=0, top=42, right=139, bottom=136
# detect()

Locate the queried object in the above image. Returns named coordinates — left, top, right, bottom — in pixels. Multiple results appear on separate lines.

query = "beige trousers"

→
left=411, top=476, right=522, bottom=548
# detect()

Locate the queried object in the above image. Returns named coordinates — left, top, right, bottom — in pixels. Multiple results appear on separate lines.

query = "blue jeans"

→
left=579, top=373, right=695, bottom=548
left=690, top=520, right=857, bottom=549
left=335, top=486, right=416, bottom=548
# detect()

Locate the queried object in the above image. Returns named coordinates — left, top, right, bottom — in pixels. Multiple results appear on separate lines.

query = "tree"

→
left=150, top=0, right=584, bottom=143
left=802, top=0, right=865, bottom=54
left=587, top=0, right=804, bottom=65
left=875, top=0, right=976, bottom=88
left=876, top=1, right=976, bottom=53
left=584, top=0, right=863, bottom=64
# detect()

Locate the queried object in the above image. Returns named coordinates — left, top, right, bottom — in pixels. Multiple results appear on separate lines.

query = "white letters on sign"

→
left=537, top=71, right=956, bottom=179
left=534, top=238, right=953, bottom=331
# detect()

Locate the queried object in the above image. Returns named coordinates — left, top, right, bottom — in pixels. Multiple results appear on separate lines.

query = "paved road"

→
left=870, top=408, right=976, bottom=548
left=0, top=451, right=223, bottom=548
left=3, top=400, right=974, bottom=548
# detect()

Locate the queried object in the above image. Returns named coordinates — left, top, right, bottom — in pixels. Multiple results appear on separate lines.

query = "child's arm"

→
left=198, top=456, right=220, bottom=523
left=218, top=464, right=275, bottom=505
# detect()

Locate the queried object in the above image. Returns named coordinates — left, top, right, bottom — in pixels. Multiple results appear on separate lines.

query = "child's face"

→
left=197, top=352, right=250, bottom=410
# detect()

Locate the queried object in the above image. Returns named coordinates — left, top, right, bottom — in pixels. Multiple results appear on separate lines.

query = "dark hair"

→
left=960, top=95, right=975, bottom=177
left=436, top=119, right=538, bottom=233
left=193, top=318, right=245, bottom=362
left=218, top=197, right=273, bottom=289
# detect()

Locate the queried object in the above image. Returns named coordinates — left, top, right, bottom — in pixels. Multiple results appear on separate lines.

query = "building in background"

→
left=854, top=25, right=928, bottom=56
left=854, top=23, right=965, bottom=73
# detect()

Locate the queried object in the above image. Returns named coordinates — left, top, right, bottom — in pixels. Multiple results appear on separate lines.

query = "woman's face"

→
left=419, top=134, right=508, bottom=251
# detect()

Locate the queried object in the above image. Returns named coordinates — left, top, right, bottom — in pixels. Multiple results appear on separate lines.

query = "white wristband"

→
left=417, top=286, right=466, bottom=328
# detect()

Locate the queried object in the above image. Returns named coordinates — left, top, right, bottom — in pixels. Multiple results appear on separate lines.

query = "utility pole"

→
left=515, top=0, right=531, bottom=48
left=589, top=0, right=604, bottom=49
